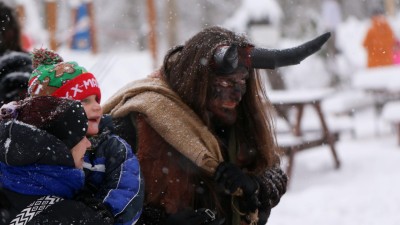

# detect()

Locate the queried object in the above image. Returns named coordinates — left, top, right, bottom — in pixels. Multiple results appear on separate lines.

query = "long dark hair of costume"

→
left=162, top=26, right=281, bottom=172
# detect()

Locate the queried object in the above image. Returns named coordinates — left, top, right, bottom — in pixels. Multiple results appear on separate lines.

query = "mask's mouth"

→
left=221, top=101, right=238, bottom=109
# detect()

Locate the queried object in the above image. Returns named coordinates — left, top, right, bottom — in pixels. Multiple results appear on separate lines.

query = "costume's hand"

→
left=166, top=208, right=225, bottom=225
left=256, top=209, right=271, bottom=225
left=215, top=162, right=261, bottom=213
left=214, top=162, right=259, bottom=197
left=236, top=192, right=260, bottom=213
left=257, top=167, right=288, bottom=208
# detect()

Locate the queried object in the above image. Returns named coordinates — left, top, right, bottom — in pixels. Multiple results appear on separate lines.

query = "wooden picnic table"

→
left=268, top=89, right=341, bottom=179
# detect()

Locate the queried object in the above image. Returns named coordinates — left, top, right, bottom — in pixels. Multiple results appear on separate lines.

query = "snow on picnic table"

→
left=268, top=88, right=334, bottom=104
left=352, top=65, right=400, bottom=91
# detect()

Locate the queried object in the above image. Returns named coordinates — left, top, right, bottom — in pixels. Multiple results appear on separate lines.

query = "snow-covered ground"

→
left=269, top=126, right=400, bottom=225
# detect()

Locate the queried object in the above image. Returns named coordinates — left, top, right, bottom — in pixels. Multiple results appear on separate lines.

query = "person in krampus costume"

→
left=103, top=26, right=330, bottom=225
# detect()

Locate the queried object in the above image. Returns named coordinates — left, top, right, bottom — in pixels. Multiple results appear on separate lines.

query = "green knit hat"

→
left=28, top=48, right=101, bottom=102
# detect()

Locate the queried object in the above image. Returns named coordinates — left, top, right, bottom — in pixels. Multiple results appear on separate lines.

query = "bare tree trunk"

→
left=147, top=0, right=158, bottom=68
left=15, top=4, right=25, bottom=28
left=87, top=1, right=98, bottom=54
left=166, top=0, right=178, bottom=48
left=68, top=7, right=77, bottom=50
left=45, top=0, right=57, bottom=50
left=385, top=0, right=395, bottom=16
left=15, top=3, right=25, bottom=49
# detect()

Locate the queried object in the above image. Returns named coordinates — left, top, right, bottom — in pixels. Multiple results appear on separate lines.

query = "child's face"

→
left=71, top=136, right=91, bottom=169
left=80, top=95, right=102, bottom=136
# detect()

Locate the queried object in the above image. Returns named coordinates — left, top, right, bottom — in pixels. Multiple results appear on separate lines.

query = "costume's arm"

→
left=99, top=135, right=144, bottom=225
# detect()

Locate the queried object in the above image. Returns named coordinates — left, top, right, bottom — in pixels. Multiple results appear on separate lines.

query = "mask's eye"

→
left=219, top=80, right=230, bottom=87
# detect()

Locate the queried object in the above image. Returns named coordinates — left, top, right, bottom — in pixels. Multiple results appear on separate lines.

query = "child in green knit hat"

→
left=28, top=48, right=144, bottom=225
left=28, top=49, right=101, bottom=103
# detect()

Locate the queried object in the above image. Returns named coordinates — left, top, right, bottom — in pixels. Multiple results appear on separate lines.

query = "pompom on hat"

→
left=28, top=48, right=101, bottom=103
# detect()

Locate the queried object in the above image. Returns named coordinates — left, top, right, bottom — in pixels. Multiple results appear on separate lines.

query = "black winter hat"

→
left=0, top=96, right=88, bottom=149
left=0, top=51, right=33, bottom=103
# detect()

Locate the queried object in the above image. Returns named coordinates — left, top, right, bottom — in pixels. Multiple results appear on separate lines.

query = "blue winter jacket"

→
left=83, top=115, right=144, bottom=225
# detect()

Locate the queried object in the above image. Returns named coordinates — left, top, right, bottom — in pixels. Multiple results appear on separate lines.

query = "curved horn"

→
left=250, top=32, right=331, bottom=69
left=213, top=44, right=239, bottom=74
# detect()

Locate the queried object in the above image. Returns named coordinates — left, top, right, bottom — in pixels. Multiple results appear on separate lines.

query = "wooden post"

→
left=15, top=4, right=25, bottom=49
left=397, top=123, right=400, bottom=146
left=68, top=6, right=78, bottom=49
left=45, top=0, right=58, bottom=50
left=147, top=0, right=157, bottom=68
left=15, top=4, right=25, bottom=28
left=87, top=1, right=98, bottom=54
left=166, top=0, right=177, bottom=48
left=385, top=0, right=395, bottom=17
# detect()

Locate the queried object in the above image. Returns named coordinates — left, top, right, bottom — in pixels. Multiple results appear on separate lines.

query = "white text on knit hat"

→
left=64, top=78, right=99, bottom=99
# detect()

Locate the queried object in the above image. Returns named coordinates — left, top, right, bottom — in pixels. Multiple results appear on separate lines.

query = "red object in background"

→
left=363, top=15, right=396, bottom=68
left=21, top=32, right=33, bottom=51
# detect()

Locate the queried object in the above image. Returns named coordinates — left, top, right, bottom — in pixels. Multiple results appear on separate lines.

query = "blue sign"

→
left=71, top=3, right=91, bottom=50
